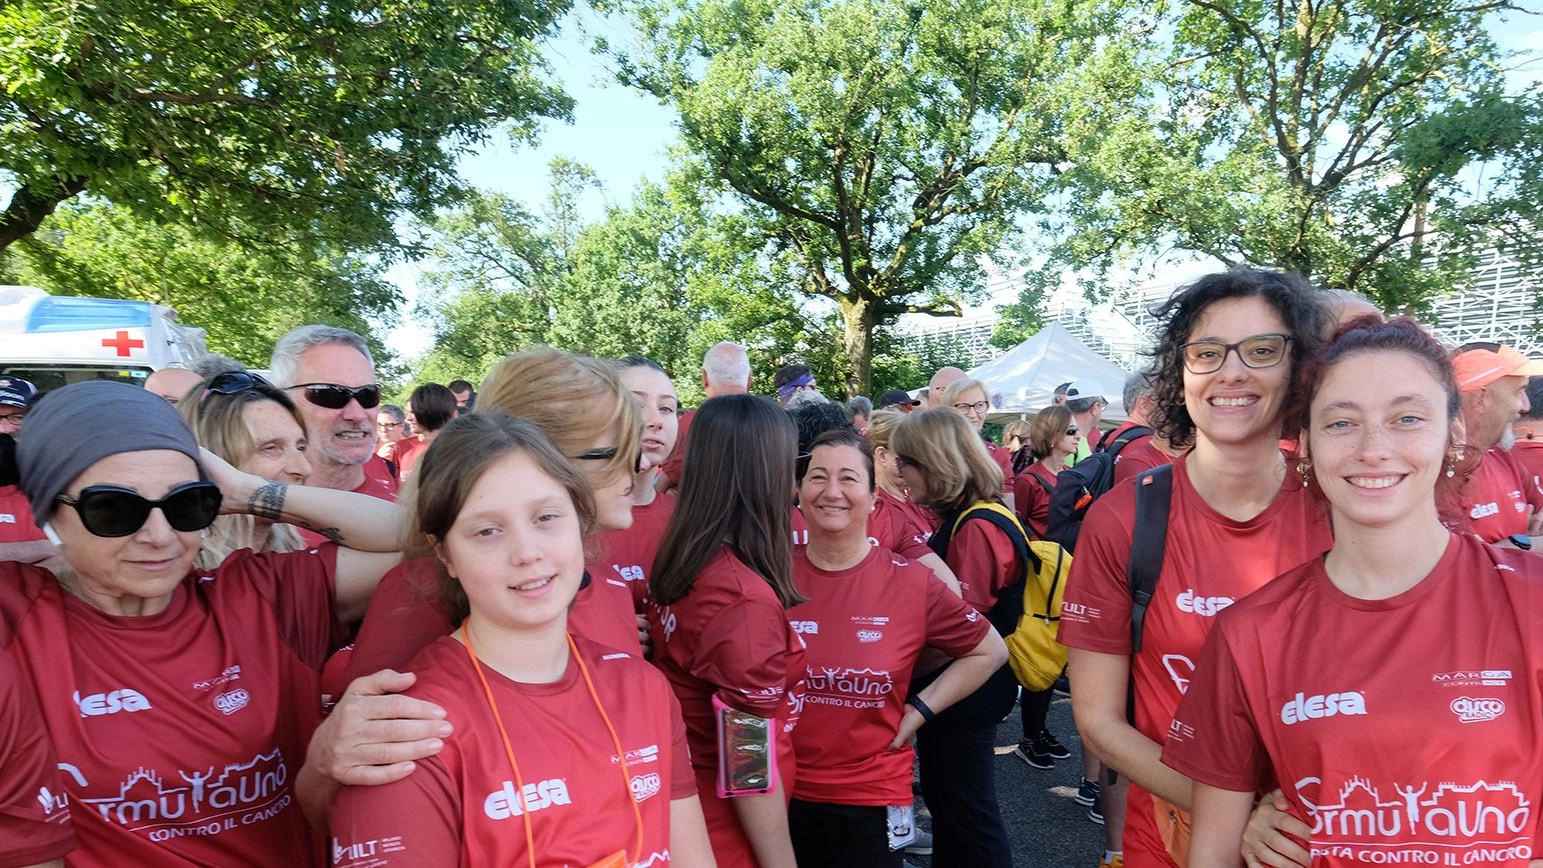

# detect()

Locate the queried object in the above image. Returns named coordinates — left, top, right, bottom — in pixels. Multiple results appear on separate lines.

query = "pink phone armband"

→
left=713, top=694, right=779, bottom=798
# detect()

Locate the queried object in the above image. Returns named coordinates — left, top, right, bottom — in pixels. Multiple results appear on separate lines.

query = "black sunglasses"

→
left=291, top=383, right=382, bottom=410
left=55, top=481, right=223, bottom=538
left=570, top=445, right=646, bottom=474
left=200, top=371, right=272, bottom=402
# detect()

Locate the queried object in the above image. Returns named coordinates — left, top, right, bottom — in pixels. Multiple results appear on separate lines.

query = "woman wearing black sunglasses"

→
left=1, top=380, right=405, bottom=866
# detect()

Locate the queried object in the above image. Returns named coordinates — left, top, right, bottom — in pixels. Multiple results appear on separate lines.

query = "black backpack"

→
left=1124, top=463, right=1173, bottom=724
left=1043, top=426, right=1153, bottom=551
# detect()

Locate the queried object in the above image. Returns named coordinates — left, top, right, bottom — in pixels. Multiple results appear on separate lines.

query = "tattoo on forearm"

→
left=248, top=482, right=288, bottom=521
left=297, top=525, right=345, bottom=544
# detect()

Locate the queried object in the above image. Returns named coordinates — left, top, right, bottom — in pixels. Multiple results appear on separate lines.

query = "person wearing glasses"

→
left=1058, top=269, right=1334, bottom=868
left=940, top=377, right=1013, bottom=478
left=177, top=371, right=312, bottom=571
left=0, top=380, right=404, bottom=865
left=268, top=325, right=397, bottom=503
left=375, top=404, right=410, bottom=463
left=887, top=408, right=1020, bottom=866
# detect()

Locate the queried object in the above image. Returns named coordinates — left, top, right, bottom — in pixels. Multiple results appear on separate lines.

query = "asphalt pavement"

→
left=910, top=691, right=1109, bottom=868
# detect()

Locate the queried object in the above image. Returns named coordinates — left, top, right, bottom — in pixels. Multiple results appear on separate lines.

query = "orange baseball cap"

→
left=1452, top=343, right=1543, bottom=392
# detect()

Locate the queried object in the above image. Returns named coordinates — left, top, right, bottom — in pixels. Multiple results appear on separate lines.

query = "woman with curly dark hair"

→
left=1058, top=267, right=1335, bottom=868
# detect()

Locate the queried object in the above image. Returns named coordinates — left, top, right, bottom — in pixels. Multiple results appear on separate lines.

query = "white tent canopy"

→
left=968, top=321, right=1133, bottom=422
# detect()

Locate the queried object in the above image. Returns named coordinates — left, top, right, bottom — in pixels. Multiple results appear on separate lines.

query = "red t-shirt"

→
left=0, top=484, right=45, bottom=544
left=393, top=437, right=427, bottom=479
left=984, top=440, right=1014, bottom=481
left=0, top=548, right=340, bottom=867
left=1513, top=439, right=1543, bottom=491
left=596, top=494, right=677, bottom=610
left=1164, top=534, right=1543, bottom=866
left=945, top=511, right=1024, bottom=615
left=0, top=649, right=74, bottom=865
left=1113, top=439, right=1172, bottom=485
left=1441, top=449, right=1543, bottom=543
left=659, top=408, right=694, bottom=490
left=864, top=496, right=934, bottom=560
left=298, top=456, right=400, bottom=549
left=789, top=547, right=989, bottom=806
left=875, top=486, right=937, bottom=536
left=341, top=558, right=645, bottom=693
left=1012, top=464, right=1058, bottom=537
left=646, top=546, right=806, bottom=868
left=330, top=635, right=692, bottom=867
left=1057, top=459, right=1334, bottom=867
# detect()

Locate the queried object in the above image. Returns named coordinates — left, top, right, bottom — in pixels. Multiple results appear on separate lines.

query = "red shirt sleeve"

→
left=1012, top=469, right=1052, bottom=537
left=0, top=652, right=73, bottom=866
left=666, top=687, right=696, bottom=800
left=660, top=410, right=692, bottom=489
left=690, top=597, right=791, bottom=718
left=330, top=755, right=460, bottom=865
left=342, top=558, right=454, bottom=688
left=921, top=573, right=992, bottom=656
left=228, top=546, right=342, bottom=670
left=1160, top=620, right=1267, bottom=792
left=1056, top=489, right=1136, bottom=654
left=946, top=518, right=1023, bottom=614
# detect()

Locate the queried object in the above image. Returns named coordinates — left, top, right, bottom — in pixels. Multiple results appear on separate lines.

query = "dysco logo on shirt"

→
left=1450, top=696, right=1506, bottom=723
left=630, top=772, right=662, bottom=802
left=1279, top=691, right=1367, bottom=726
left=213, top=689, right=250, bottom=716
left=483, top=778, right=572, bottom=820
left=1175, top=590, right=1234, bottom=617
left=75, top=688, right=151, bottom=718
left=857, top=629, right=884, bottom=643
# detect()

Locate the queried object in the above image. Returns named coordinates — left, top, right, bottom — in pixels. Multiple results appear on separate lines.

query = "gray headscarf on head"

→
left=19, top=380, right=205, bottom=525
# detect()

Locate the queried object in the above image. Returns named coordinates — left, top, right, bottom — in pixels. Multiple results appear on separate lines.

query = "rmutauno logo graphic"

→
left=1280, top=691, right=1366, bottom=725
left=1294, top=776, right=1532, bottom=847
left=1450, top=696, right=1505, bottom=723
left=483, top=778, right=571, bottom=820
left=75, top=688, right=151, bottom=717
left=76, top=748, right=293, bottom=839
left=805, top=667, right=893, bottom=710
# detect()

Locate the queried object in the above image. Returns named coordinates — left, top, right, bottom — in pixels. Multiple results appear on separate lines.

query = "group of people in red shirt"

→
left=2, top=269, right=1543, bottom=868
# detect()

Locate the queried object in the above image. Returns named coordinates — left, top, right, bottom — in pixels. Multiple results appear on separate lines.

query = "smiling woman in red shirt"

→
left=1166, top=318, right=1543, bottom=868
left=647, top=394, right=808, bottom=868
left=789, top=428, right=1005, bottom=867
left=329, top=413, right=714, bottom=868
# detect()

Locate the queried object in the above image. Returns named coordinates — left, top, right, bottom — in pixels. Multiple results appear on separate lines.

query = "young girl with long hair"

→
left=330, top=413, right=715, bottom=866
left=647, top=394, right=807, bottom=868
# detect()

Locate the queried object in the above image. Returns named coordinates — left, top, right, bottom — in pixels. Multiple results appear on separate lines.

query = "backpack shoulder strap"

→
left=949, top=502, right=1033, bottom=571
left=1126, top=464, right=1173, bottom=655
left=1101, top=425, right=1152, bottom=457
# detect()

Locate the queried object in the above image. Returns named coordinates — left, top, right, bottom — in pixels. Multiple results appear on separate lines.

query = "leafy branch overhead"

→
left=602, top=0, right=1147, bottom=396
left=0, top=0, right=574, bottom=253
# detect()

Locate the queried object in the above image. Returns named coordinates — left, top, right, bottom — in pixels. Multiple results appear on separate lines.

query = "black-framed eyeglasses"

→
left=55, top=481, right=223, bottom=538
left=1180, top=334, right=1292, bottom=374
left=290, top=383, right=382, bottom=410
left=952, top=401, right=991, bottom=414
left=377, top=420, right=401, bottom=430
left=200, top=371, right=272, bottom=402
left=570, top=445, right=645, bottom=474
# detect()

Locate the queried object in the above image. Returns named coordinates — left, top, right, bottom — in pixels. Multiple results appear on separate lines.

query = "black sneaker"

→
left=1074, top=777, right=1099, bottom=807
left=1053, top=673, right=1071, bottom=695
left=903, top=830, right=934, bottom=856
left=1013, top=739, right=1055, bottom=769
left=1035, top=729, right=1072, bottom=760
left=1089, top=790, right=1105, bottom=825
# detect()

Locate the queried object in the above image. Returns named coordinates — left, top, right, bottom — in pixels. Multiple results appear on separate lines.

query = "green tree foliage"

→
left=0, top=0, right=572, bottom=252
left=870, top=329, right=975, bottom=397
left=603, top=0, right=1144, bottom=397
left=1057, top=1, right=1542, bottom=311
left=5, top=201, right=400, bottom=365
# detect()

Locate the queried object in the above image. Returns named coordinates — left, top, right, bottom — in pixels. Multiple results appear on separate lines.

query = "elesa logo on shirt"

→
left=1470, top=502, right=1501, bottom=519
left=74, top=688, right=151, bottom=718
left=1280, top=691, right=1366, bottom=725
left=483, top=778, right=572, bottom=820
left=1175, top=589, right=1234, bottom=617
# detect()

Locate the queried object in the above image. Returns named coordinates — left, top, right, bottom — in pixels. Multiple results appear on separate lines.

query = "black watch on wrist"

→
left=1509, top=533, right=1533, bottom=551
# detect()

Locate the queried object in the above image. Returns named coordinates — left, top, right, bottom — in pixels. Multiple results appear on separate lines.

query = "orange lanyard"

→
left=461, top=622, right=645, bottom=868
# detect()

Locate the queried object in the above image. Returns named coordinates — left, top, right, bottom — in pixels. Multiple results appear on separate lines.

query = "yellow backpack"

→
left=942, top=502, right=1073, bottom=691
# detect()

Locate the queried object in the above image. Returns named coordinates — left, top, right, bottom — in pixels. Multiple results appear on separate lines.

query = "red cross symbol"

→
left=102, top=330, right=145, bottom=357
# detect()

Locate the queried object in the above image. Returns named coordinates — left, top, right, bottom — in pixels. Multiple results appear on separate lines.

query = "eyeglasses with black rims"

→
left=199, top=371, right=273, bottom=403
left=290, top=383, right=382, bottom=410
left=1066, top=427, right=1079, bottom=437
left=952, top=401, right=991, bottom=414
left=54, top=481, right=223, bottom=538
left=1180, top=334, right=1292, bottom=375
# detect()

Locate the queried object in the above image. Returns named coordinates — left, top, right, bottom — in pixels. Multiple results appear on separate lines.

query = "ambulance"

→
left=0, top=286, right=208, bottom=390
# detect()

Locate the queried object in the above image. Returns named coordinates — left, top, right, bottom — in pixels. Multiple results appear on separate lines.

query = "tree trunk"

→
left=839, top=296, right=877, bottom=399
left=0, top=176, right=88, bottom=251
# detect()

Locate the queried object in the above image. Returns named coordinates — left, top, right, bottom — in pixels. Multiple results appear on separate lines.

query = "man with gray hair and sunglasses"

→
left=269, top=325, right=398, bottom=503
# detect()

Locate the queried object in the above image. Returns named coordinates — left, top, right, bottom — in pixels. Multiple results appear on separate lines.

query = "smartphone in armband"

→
left=713, top=695, right=778, bottom=798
